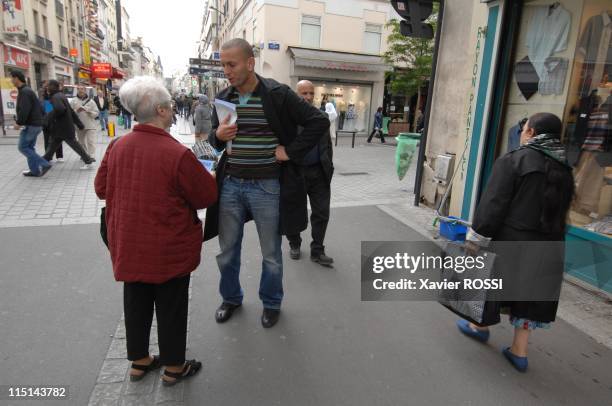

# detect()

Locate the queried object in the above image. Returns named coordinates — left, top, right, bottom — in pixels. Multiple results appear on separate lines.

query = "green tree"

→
left=383, top=8, right=438, bottom=108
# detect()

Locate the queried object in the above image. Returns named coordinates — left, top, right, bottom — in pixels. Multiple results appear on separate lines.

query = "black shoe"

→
left=261, top=308, right=280, bottom=328
left=39, top=165, right=51, bottom=177
left=215, top=302, right=241, bottom=323
left=290, top=246, right=301, bottom=260
left=22, top=171, right=38, bottom=177
left=311, top=253, right=334, bottom=267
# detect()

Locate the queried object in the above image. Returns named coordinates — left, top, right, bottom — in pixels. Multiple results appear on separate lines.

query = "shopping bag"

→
left=437, top=242, right=500, bottom=326
left=117, top=115, right=124, bottom=126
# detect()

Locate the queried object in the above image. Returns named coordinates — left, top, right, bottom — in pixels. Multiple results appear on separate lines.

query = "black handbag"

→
left=437, top=242, right=500, bottom=326
left=100, top=207, right=108, bottom=248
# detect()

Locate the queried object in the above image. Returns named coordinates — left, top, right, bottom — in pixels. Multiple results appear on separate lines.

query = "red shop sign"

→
left=91, top=63, right=112, bottom=79
left=3, top=46, right=30, bottom=70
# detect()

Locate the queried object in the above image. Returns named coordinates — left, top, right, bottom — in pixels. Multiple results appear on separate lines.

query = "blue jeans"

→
left=99, top=110, right=109, bottom=130
left=123, top=113, right=132, bottom=129
left=217, top=176, right=283, bottom=309
left=18, top=126, right=50, bottom=175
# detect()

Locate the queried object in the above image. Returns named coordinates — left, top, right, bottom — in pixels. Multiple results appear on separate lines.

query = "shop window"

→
left=311, top=81, right=374, bottom=133
left=364, top=23, right=382, bottom=54
left=301, top=15, right=321, bottom=48
left=497, top=0, right=611, bottom=237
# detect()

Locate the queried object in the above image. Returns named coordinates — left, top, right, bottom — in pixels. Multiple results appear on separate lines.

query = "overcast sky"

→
left=123, top=0, right=204, bottom=77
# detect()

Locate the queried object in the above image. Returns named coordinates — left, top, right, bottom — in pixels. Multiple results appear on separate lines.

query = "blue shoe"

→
left=502, top=347, right=528, bottom=372
left=456, top=319, right=490, bottom=343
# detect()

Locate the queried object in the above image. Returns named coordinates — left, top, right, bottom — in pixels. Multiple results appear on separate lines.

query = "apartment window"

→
left=33, top=10, right=40, bottom=35
left=42, top=15, right=49, bottom=38
left=301, top=15, right=321, bottom=48
left=252, top=18, right=257, bottom=43
left=364, top=23, right=382, bottom=54
left=58, top=24, right=64, bottom=45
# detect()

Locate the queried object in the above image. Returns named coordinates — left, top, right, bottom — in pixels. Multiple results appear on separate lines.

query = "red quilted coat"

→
left=94, top=124, right=217, bottom=284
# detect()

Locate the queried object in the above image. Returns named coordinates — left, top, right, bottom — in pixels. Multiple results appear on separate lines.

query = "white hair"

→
left=119, top=76, right=171, bottom=124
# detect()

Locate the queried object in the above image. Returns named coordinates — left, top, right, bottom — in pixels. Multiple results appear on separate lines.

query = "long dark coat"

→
left=44, top=92, right=83, bottom=140
left=472, top=147, right=574, bottom=322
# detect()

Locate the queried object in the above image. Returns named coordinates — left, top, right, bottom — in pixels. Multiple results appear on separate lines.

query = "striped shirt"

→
left=225, top=86, right=280, bottom=179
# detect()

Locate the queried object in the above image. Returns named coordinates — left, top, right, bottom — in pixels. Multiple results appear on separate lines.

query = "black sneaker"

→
left=22, top=171, right=38, bottom=177
left=215, top=302, right=241, bottom=323
left=261, top=308, right=280, bottom=328
left=290, top=246, right=301, bottom=260
left=311, top=253, right=334, bottom=267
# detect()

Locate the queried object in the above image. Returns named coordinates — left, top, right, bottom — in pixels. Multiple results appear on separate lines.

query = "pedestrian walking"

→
left=94, top=76, right=218, bottom=386
left=367, top=107, right=385, bottom=143
left=12, top=71, right=51, bottom=177
left=286, top=80, right=334, bottom=266
left=94, top=87, right=110, bottom=131
left=193, top=95, right=212, bottom=140
left=325, top=102, right=337, bottom=141
left=456, top=112, right=574, bottom=373
left=205, top=38, right=329, bottom=328
left=39, top=82, right=64, bottom=162
left=42, top=80, right=95, bottom=170
left=70, top=86, right=100, bottom=157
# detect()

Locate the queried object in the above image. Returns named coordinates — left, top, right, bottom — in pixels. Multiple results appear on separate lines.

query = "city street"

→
left=0, top=119, right=611, bottom=405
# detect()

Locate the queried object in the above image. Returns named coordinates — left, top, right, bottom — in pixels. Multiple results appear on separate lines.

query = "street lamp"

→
left=208, top=6, right=226, bottom=17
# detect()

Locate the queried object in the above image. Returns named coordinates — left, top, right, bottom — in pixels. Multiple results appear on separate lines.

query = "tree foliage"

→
left=383, top=8, right=438, bottom=98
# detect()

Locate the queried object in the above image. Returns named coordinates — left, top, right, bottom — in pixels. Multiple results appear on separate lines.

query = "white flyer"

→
left=213, top=99, right=237, bottom=154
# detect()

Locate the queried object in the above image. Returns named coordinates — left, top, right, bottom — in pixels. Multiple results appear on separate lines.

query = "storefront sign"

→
left=3, top=45, right=30, bottom=69
left=461, top=26, right=487, bottom=180
left=91, top=62, right=112, bottom=79
left=268, top=41, right=280, bottom=50
left=83, top=40, right=91, bottom=65
left=69, top=48, right=78, bottom=57
left=3, top=0, right=25, bottom=35
left=324, top=62, right=369, bottom=72
left=0, top=77, right=17, bottom=115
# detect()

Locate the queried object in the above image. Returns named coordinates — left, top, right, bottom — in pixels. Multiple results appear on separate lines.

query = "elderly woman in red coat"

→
left=95, top=76, right=217, bottom=386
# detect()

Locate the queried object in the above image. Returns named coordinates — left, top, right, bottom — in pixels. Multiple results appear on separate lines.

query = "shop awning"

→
left=111, top=68, right=125, bottom=79
left=288, top=47, right=390, bottom=73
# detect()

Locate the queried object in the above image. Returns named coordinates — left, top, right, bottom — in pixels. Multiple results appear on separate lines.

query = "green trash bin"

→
left=395, top=132, right=421, bottom=180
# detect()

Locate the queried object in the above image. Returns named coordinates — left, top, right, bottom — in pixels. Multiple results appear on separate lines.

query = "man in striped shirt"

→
left=206, top=39, right=330, bottom=329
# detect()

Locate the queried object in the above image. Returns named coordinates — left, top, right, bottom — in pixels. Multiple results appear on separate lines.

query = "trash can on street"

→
left=395, top=132, right=421, bottom=180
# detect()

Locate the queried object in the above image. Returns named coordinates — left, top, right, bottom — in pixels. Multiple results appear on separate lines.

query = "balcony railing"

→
left=35, top=35, right=45, bottom=49
left=55, top=0, right=64, bottom=19
left=45, top=38, right=53, bottom=52
left=60, top=46, right=68, bottom=57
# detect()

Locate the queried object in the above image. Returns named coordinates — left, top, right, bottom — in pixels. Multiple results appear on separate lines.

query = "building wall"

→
left=420, top=0, right=493, bottom=216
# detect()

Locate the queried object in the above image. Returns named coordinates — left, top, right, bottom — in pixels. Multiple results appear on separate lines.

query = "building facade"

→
left=201, top=0, right=395, bottom=134
left=0, top=0, right=162, bottom=121
left=419, top=0, right=612, bottom=294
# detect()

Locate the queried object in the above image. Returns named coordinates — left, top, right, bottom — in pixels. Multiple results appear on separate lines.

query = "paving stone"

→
left=98, top=359, right=130, bottom=384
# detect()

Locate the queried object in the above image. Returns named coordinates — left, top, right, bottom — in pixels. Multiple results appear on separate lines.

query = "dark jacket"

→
left=15, top=84, right=43, bottom=126
left=94, top=124, right=218, bottom=284
left=298, top=126, right=334, bottom=184
left=94, top=95, right=109, bottom=111
left=472, top=148, right=574, bottom=322
left=44, top=91, right=84, bottom=139
left=204, top=75, right=330, bottom=241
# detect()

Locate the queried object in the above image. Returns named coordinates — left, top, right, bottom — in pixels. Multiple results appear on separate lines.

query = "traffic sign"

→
left=189, top=58, right=222, bottom=66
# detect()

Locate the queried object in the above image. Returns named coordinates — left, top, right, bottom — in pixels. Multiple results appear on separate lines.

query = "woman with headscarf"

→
left=456, top=112, right=574, bottom=373
left=325, top=102, right=337, bottom=141
left=193, top=95, right=212, bottom=141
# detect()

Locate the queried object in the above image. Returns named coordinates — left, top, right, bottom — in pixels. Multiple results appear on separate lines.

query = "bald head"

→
left=297, top=80, right=315, bottom=105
